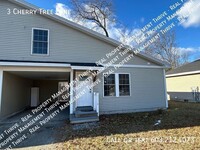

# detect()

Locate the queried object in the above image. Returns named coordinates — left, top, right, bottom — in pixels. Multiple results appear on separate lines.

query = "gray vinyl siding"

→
left=1, top=72, right=32, bottom=117
left=0, top=0, right=158, bottom=66
left=94, top=67, right=167, bottom=114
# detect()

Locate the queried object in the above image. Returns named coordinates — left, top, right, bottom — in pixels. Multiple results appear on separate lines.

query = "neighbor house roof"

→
left=8, top=0, right=169, bottom=67
left=166, top=59, right=200, bottom=77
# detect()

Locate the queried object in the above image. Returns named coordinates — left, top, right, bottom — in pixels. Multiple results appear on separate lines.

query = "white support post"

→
left=96, top=93, right=99, bottom=116
left=70, top=70, right=74, bottom=114
left=163, top=69, right=168, bottom=108
left=94, top=92, right=97, bottom=111
left=94, top=92, right=100, bottom=116
left=115, top=73, right=119, bottom=97
left=0, top=70, right=3, bottom=117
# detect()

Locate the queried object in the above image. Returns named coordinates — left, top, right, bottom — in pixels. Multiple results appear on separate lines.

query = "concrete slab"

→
left=0, top=105, right=69, bottom=149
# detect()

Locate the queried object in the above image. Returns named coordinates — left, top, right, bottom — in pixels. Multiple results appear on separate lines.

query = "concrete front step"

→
left=76, top=106, right=93, bottom=111
left=70, top=115, right=99, bottom=124
left=75, top=110, right=98, bottom=118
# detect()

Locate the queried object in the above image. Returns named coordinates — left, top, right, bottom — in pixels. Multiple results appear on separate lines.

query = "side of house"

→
left=166, top=60, right=200, bottom=102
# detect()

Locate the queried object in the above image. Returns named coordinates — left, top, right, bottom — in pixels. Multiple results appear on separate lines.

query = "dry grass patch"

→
left=55, top=101, right=200, bottom=150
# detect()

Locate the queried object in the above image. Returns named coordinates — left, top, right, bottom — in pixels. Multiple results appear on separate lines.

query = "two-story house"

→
left=0, top=0, right=168, bottom=123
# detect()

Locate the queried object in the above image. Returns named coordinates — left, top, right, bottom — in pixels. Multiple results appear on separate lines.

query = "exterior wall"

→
left=1, top=72, right=32, bottom=118
left=93, top=67, right=167, bottom=114
left=33, top=80, right=68, bottom=103
left=0, top=0, right=159, bottom=66
left=166, top=74, right=200, bottom=101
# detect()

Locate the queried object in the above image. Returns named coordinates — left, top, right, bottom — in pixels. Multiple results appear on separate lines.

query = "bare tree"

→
left=70, top=0, right=114, bottom=37
left=144, top=31, right=190, bottom=69
left=115, top=26, right=133, bottom=45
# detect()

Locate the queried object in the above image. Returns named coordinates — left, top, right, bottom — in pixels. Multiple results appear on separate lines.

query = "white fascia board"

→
left=166, top=70, right=200, bottom=77
left=0, top=62, right=71, bottom=68
left=102, top=64, right=167, bottom=69
left=71, top=66, right=103, bottom=70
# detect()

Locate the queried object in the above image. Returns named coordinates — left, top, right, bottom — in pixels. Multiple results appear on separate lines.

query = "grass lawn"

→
left=56, top=101, right=200, bottom=150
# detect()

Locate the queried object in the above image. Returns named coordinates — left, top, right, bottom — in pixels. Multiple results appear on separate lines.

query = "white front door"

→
left=76, top=74, right=93, bottom=107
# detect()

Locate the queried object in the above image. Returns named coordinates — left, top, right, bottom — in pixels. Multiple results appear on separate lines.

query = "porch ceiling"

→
left=6, top=71, right=70, bottom=80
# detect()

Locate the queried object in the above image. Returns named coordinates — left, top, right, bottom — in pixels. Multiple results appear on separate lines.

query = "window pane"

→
left=42, top=42, right=47, bottom=54
left=119, top=85, right=130, bottom=96
left=119, top=74, right=129, bottom=84
left=34, top=35, right=38, bottom=41
left=34, top=30, right=39, bottom=36
left=104, top=74, right=115, bottom=84
left=104, top=85, right=115, bottom=96
left=43, top=35, right=48, bottom=41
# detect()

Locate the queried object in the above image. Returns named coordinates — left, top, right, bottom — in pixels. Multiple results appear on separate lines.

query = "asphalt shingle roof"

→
left=166, top=59, right=200, bottom=75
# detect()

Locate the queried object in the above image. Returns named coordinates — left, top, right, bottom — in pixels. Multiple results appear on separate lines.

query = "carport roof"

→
left=0, top=60, right=103, bottom=67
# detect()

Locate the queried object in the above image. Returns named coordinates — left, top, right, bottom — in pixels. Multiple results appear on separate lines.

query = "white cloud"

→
left=178, top=47, right=195, bottom=53
left=177, top=47, right=200, bottom=54
left=177, top=0, right=200, bottom=27
left=55, top=3, right=72, bottom=21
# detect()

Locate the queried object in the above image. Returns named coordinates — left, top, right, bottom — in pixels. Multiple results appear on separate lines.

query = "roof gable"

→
left=6, top=0, right=167, bottom=67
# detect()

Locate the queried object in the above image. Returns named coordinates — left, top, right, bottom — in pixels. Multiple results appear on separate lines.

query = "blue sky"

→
left=25, top=0, right=200, bottom=61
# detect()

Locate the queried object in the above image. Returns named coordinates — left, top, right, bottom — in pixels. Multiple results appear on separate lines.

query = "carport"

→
left=0, top=63, right=71, bottom=119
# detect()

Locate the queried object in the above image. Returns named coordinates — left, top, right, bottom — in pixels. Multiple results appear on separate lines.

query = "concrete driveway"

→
left=0, top=104, right=69, bottom=149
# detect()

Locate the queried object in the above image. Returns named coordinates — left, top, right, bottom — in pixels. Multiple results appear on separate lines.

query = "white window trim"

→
left=31, top=28, right=50, bottom=56
left=103, top=73, right=131, bottom=97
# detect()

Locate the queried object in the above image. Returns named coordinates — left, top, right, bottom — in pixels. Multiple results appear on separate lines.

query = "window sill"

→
left=103, top=95, right=131, bottom=98
left=31, top=53, right=50, bottom=56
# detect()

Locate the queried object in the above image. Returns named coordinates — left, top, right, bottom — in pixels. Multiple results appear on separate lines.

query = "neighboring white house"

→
left=0, top=0, right=168, bottom=123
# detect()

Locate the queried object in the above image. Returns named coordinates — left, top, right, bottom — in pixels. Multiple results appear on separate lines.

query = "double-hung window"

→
left=104, top=74, right=130, bottom=97
left=32, top=28, right=49, bottom=55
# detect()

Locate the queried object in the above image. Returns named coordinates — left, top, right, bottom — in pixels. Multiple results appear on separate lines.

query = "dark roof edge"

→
left=0, top=59, right=102, bottom=67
